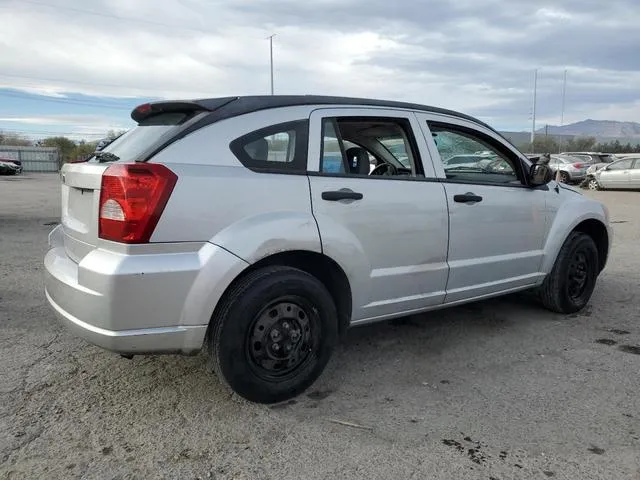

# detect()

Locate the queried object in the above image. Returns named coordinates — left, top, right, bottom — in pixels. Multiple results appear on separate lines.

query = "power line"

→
left=0, top=91, right=134, bottom=110
left=0, top=128, right=111, bottom=136
left=15, top=0, right=247, bottom=37
left=0, top=72, right=138, bottom=90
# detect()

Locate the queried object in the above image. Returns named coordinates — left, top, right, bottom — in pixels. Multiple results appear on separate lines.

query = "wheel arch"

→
left=541, top=204, right=610, bottom=275
left=572, top=218, right=609, bottom=272
left=206, top=250, right=353, bottom=343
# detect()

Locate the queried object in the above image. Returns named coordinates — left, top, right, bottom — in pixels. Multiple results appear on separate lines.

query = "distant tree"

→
left=563, top=136, right=596, bottom=152
left=74, top=142, right=99, bottom=160
left=532, top=136, right=560, bottom=154
left=516, top=136, right=560, bottom=154
left=0, top=131, right=32, bottom=146
left=593, top=140, right=640, bottom=154
left=106, top=129, right=127, bottom=140
left=41, top=136, right=77, bottom=163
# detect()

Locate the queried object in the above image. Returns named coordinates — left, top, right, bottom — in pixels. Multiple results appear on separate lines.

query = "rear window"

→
left=89, top=112, right=190, bottom=163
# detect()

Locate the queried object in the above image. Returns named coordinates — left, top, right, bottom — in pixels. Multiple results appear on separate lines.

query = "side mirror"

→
left=529, top=163, right=553, bottom=186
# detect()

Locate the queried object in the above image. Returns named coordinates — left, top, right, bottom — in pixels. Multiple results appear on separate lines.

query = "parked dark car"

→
left=0, top=157, right=21, bottom=175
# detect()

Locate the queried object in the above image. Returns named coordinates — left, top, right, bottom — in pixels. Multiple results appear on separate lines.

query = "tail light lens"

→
left=99, top=163, right=177, bottom=243
left=573, top=162, right=584, bottom=168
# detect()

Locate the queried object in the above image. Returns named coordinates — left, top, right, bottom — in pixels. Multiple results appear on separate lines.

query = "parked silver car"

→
left=590, top=156, right=640, bottom=190
left=562, top=152, right=615, bottom=176
left=45, top=95, right=611, bottom=403
left=549, top=154, right=588, bottom=183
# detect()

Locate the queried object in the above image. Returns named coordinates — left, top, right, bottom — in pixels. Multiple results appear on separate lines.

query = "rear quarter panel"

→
left=149, top=106, right=322, bottom=260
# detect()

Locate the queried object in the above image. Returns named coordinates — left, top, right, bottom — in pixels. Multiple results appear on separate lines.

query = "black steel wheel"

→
left=209, top=266, right=338, bottom=404
left=246, top=297, right=318, bottom=381
left=537, top=232, right=599, bottom=313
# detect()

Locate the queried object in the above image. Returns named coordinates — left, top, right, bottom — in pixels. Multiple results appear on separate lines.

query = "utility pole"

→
left=559, top=69, right=567, bottom=153
left=560, top=69, right=567, bottom=126
left=530, top=69, right=538, bottom=145
left=267, top=34, right=276, bottom=95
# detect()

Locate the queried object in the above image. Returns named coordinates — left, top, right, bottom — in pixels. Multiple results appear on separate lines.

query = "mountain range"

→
left=536, top=119, right=640, bottom=138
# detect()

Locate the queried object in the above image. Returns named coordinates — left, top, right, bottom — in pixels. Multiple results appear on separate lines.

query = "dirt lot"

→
left=1, top=173, right=639, bottom=480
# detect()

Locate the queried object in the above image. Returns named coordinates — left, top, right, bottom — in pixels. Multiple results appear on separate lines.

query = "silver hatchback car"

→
left=45, top=95, right=611, bottom=403
left=549, top=155, right=589, bottom=183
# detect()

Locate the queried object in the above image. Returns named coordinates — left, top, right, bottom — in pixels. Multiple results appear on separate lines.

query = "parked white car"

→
left=591, top=156, right=640, bottom=190
left=45, top=96, right=611, bottom=403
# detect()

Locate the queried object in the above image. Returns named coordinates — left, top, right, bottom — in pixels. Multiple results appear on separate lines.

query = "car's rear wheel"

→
left=537, top=232, right=599, bottom=314
left=559, top=171, right=570, bottom=183
left=209, top=266, right=338, bottom=404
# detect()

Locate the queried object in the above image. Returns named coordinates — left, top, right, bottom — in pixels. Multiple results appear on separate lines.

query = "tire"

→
left=209, top=266, right=338, bottom=404
left=559, top=171, right=570, bottom=183
left=587, top=178, right=600, bottom=190
left=537, top=232, right=599, bottom=314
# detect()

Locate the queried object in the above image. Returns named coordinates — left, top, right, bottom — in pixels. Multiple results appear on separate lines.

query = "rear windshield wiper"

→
left=94, top=152, right=120, bottom=163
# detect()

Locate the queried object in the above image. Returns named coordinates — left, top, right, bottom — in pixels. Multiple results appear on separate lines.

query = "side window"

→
left=428, top=122, right=521, bottom=185
left=320, top=120, right=346, bottom=174
left=607, top=159, right=633, bottom=170
left=319, top=116, right=419, bottom=177
left=230, top=120, right=308, bottom=172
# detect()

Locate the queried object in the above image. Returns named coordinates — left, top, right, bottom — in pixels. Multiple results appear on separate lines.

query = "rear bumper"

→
left=44, top=225, right=248, bottom=354
left=45, top=288, right=206, bottom=354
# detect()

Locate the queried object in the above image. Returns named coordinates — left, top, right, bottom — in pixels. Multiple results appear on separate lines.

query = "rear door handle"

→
left=322, top=189, right=363, bottom=201
left=453, top=193, right=483, bottom=203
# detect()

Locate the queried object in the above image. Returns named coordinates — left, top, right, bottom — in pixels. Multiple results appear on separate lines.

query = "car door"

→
left=306, top=107, right=449, bottom=323
left=629, top=158, right=640, bottom=189
left=414, top=113, right=548, bottom=303
left=598, top=159, right=633, bottom=189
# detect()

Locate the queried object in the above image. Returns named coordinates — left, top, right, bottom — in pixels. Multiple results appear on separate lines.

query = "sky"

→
left=0, top=0, right=639, bottom=141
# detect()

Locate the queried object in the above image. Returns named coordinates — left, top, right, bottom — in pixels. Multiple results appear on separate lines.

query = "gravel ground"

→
left=1, top=173, right=639, bottom=480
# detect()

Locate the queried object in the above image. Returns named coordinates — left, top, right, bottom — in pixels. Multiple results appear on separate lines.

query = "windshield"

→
left=88, top=112, right=190, bottom=163
left=596, top=154, right=614, bottom=163
left=377, top=137, right=410, bottom=168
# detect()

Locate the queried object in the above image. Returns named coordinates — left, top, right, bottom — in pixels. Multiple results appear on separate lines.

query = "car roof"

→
left=133, top=95, right=498, bottom=134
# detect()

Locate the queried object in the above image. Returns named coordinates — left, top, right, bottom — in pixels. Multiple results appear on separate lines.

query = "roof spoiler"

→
left=131, top=97, right=238, bottom=123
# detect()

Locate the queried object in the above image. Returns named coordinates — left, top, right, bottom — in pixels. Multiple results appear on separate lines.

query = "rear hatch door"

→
left=60, top=103, right=223, bottom=262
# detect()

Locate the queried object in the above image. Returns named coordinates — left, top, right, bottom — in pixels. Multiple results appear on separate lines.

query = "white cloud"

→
left=536, top=7, right=573, bottom=20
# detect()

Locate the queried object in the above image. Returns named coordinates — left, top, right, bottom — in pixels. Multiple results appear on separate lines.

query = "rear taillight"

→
left=99, top=163, right=177, bottom=243
left=573, top=162, right=584, bottom=168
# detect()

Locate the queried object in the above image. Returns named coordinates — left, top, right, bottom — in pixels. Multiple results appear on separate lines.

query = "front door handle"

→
left=453, top=193, right=483, bottom=203
left=322, top=189, right=364, bottom=201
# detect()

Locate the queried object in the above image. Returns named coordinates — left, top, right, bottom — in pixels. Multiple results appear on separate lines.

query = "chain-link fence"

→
left=0, top=146, right=60, bottom=172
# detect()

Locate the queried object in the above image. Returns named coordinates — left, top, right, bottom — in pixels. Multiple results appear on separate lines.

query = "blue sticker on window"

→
left=323, top=155, right=344, bottom=173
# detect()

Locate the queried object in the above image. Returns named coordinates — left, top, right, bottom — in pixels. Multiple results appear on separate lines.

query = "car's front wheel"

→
left=537, top=232, right=599, bottom=314
left=587, top=178, right=600, bottom=190
left=209, top=266, right=338, bottom=404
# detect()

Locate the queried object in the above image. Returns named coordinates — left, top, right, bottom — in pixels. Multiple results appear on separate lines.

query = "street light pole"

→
left=531, top=69, right=538, bottom=145
left=560, top=69, right=567, bottom=126
left=267, top=34, right=276, bottom=95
